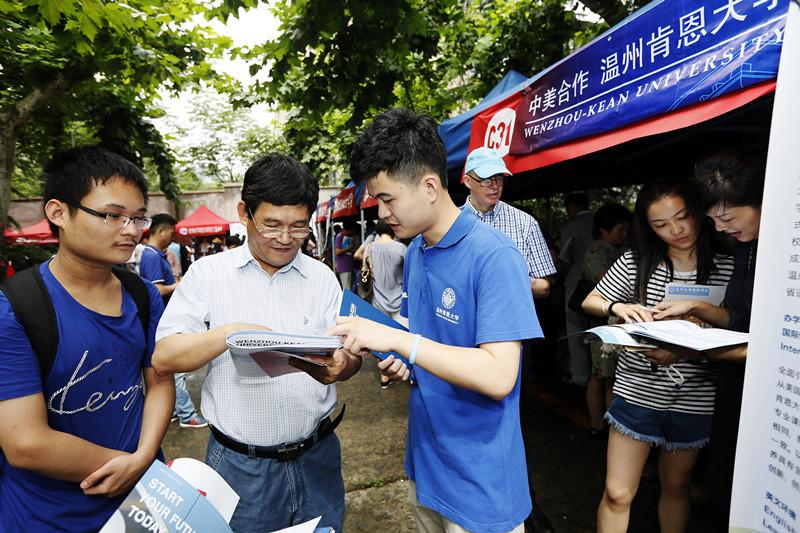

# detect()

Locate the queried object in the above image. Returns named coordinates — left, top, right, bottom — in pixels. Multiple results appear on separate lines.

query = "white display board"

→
left=730, top=2, right=800, bottom=531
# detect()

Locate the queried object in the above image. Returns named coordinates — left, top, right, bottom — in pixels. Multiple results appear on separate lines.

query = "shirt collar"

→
left=145, top=244, right=167, bottom=258
left=425, top=208, right=478, bottom=250
left=233, top=243, right=309, bottom=278
left=463, top=197, right=502, bottom=220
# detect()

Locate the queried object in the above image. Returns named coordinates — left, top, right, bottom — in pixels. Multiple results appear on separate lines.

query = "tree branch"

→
left=8, top=73, right=73, bottom=131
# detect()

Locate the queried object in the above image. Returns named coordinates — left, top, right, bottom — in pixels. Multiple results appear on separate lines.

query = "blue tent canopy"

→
left=438, top=70, right=528, bottom=172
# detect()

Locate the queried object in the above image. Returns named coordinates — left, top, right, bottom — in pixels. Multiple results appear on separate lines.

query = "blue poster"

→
left=511, top=0, right=788, bottom=155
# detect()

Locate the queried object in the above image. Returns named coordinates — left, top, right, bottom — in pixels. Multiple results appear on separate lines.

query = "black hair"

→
left=150, top=213, right=177, bottom=233
left=241, top=154, right=319, bottom=217
left=376, top=220, right=395, bottom=238
left=631, top=177, right=719, bottom=303
left=593, top=204, right=632, bottom=239
left=42, top=145, right=148, bottom=235
left=349, top=108, right=448, bottom=188
left=565, top=192, right=589, bottom=210
left=691, top=149, right=766, bottom=211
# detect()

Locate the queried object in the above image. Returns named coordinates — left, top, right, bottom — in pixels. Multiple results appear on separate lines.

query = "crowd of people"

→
left=0, top=108, right=763, bottom=533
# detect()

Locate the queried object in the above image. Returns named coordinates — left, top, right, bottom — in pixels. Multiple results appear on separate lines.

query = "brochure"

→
left=226, top=330, right=342, bottom=377
left=575, top=319, right=749, bottom=352
left=100, top=458, right=330, bottom=533
left=99, top=459, right=235, bottom=533
left=339, top=289, right=410, bottom=366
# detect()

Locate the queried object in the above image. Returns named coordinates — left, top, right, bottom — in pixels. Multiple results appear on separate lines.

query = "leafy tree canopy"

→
left=1, top=0, right=233, bottom=223
left=231, top=0, right=643, bottom=181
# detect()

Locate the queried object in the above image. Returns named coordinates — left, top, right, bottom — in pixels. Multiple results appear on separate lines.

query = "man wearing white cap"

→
left=462, top=147, right=556, bottom=298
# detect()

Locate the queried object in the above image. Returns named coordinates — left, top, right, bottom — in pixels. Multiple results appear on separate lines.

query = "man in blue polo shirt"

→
left=139, top=213, right=206, bottom=429
left=331, top=109, right=542, bottom=533
left=0, top=146, right=174, bottom=532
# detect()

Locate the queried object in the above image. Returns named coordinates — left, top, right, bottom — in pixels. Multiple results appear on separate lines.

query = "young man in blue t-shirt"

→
left=0, top=146, right=174, bottom=532
left=139, top=213, right=206, bottom=429
left=331, top=109, right=543, bottom=533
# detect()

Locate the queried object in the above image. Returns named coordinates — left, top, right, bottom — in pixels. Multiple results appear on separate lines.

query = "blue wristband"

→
left=409, top=334, right=422, bottom=366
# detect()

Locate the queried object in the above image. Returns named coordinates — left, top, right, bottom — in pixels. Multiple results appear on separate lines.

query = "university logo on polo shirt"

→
left=436, top=287, right=460, bottom=325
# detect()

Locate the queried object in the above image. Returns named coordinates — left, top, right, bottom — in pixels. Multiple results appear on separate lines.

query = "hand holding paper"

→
left=326, top=315, right=404, bottom=356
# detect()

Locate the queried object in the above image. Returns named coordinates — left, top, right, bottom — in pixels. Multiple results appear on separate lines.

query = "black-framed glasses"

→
left=70, top=203, right=152, bottom=230
left=467, top=173, right=506, bottom=188
left=248, top=208, right=311, bottom=240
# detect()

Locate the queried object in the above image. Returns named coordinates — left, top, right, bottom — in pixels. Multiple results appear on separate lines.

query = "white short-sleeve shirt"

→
left=156, top=244, right=343, bottom=446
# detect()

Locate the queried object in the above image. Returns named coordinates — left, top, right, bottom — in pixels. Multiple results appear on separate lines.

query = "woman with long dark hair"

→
left=653, top=150, right=764, bottom=528
left=582, top=177, right=734, bottom=533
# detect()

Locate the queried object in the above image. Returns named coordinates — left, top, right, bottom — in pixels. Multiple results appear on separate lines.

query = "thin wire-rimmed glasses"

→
left=466, top=173, right=507, bottom=188
left=69, top=203, right=152, bottom=230
left=248, top=208, right=311, bottom=240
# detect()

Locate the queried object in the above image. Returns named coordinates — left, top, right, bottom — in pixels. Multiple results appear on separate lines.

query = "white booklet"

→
left=226, top=330, right=341, bottom=378
left=577, top=320, right=749, bottom=352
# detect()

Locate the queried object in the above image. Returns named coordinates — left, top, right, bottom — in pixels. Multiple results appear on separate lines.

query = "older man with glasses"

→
left=462, top=147, right=555, bottom=299
left=152, top=153, right=360, bottom=533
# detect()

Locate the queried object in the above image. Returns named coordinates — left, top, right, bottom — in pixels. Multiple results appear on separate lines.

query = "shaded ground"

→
left=164, top=358, right=718, bottom=532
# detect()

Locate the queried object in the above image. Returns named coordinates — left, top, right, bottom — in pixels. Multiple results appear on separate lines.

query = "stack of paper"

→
left=226, top=330, right=341, bottom=377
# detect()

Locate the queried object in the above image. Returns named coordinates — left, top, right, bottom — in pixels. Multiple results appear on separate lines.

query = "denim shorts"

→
left=605, top=396, right=713, bottom=451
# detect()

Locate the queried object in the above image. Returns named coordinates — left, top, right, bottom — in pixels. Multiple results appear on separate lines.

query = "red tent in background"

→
left=3, top=219, right=58, bottom=245
left=360, top=190, right=377, bottom=209
left=331, top=185, right=358, bottom=219
left=175, top=206, right=231, bottom=238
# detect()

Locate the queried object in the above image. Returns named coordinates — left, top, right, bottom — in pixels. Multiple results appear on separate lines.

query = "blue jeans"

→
left=205, top=431, right=345, bottom=533
left=174, top=373, right=198, bottom=422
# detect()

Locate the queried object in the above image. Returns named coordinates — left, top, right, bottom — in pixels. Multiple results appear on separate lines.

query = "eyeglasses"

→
left=248, top=208, right=311, bottom=240
left=70, top=203, right=152, bottom=230
left=467, top=173, right=507, bottom=188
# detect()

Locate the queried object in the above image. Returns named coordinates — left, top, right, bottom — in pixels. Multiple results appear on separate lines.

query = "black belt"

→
left=209, top=405, right=345, bottom=461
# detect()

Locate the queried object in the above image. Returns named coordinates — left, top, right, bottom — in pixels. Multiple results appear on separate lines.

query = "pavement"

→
left=163, top=358, right=718, bottom=532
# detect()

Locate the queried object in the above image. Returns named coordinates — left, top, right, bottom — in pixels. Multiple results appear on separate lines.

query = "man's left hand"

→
left=80, top=451, right=152, bottom=498
left=289, top=348, right=362, bottom=384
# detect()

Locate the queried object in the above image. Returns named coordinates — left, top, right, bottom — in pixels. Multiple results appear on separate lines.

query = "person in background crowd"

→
left=126, top=234, right=147, bottom=274
left=582, top=178, right=734, bottom=533
left=460, top=146, right=557, bottom=533
left=167, top=240, right=181, bottom=280
left=0, top=146, right=173, bottom=531
left=354, top=220, right=407, bottom=325
left=653, top=150, right=764, bottom=529
left=338, top=108, right=540, bottom=533
left=225, top=235, right=242, bottom=250
left=581, top=204, right=632, bottom=434
left=334, top=222, right=357, bottom=290
left=139, top=213, right=206, bottom=429
left=462, top=147, right=556, bottom=300
left=559, top=192, right=594, bottom=386
left=153, top=154, right=361, bottom=533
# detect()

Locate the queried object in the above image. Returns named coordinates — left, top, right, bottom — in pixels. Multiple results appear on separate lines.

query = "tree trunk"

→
left=0, top=73, right=71, bottom=225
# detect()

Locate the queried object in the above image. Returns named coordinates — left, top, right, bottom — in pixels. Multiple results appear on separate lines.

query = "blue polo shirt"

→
left=139, top=244, right=175, bottom=286
left=401, top=209, right=542, bottom=532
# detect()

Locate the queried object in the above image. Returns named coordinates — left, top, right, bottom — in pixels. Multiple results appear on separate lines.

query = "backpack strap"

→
left=0, top=265, right=151, bottom=382
left=0, top=265, right=58, bottom=380
left=112, top=266, right=150, bottom=341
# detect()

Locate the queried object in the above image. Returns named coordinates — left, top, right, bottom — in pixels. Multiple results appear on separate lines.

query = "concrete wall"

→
left=10, top=184, right=344, bottom=228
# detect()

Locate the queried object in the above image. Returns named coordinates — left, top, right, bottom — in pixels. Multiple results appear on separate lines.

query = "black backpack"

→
left=0, top=265, right=150, bottom=381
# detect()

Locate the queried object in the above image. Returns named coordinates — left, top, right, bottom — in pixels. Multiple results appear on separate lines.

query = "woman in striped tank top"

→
left=582, top=177, right=734, bottom=533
